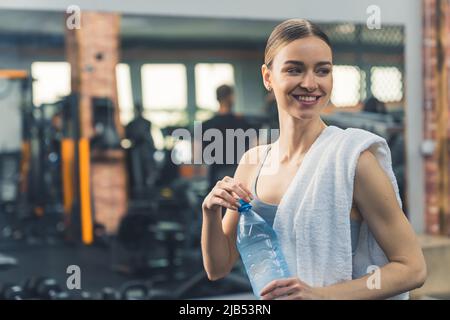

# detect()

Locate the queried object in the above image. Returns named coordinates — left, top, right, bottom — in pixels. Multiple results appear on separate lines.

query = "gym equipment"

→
left=120, top=281, right=150, bottom=300
left=117, top=209, right=156, bottom=252
left=23, top=276, right=62, bottom=299
left=0, top=70, right=35, bottom=244
left=91, top=97, right=121, bottom=150
left=100, top=287, right=120, bottom=300
left=51, top=291, right=71, bottom=300
left=0, top=152, right=21, bottom=211
left=0, top=86, right=68, bottom=245
left=0, top=283, right=24, bottom=300
left=58, top=93, right=87, bottom=244
left=22, top=277, right=95, bottom=300
left=66, top=290, right=93, bottom=300
left=162, top=268, right=252, bottom=300
left=0, top=252, right=18, bottom=270
left=33, top=277, right=62, bottom=300
left=154, top=126, right=184, bottom=188
left=115, top=184, right=194, bottom=281
left=147, top=288, right=175, bottom=300
left=322, top=111, right=403, bottom=139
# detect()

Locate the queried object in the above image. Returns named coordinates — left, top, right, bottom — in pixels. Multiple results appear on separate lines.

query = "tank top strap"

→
left=251, top=144, right=272, bottom=197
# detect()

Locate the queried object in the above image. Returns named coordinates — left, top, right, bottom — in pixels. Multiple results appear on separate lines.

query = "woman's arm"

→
left=201, top=198, right=240, bottom=281
left=321, top=150, right=427, bottom=299
left=201, top=147, right=260, bottom=280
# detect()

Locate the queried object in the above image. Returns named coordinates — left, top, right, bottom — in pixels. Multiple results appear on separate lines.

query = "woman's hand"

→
left=260, top=278, right=328, bottom=300
left=202, top=176, right=253, bottom=215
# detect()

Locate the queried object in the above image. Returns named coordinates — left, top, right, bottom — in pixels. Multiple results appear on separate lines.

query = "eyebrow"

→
left=284, top=60, right=332, bottom=67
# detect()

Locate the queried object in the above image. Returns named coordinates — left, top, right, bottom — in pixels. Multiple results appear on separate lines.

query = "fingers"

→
left=261, top=285, right=293, bottom=300
left=237, top=182, right=254, bottom=201
left=213, top=188, right=239, bottom=208
left=272, top=292, right=298, bottom=300
left=224, top=184, right=251, bottom=203
left=211, top=196, right=238, bottom=211
left=218, top=177, right=253, bottom=203
left=204, top=176, right=254, bottom=212
left=259, top=278, right=295, bottom=297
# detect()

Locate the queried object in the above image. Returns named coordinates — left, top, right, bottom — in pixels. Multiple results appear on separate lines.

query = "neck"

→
left=273, top=111, right=327, bottom=163
left=218, top=103, right=231, bottom=115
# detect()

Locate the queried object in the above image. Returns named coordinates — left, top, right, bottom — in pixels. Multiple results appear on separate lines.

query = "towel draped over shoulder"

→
left=272, top=125, right=409, bottom=300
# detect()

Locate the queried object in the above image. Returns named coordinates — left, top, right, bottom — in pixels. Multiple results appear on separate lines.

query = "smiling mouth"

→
left=291, top=94, right=322, bottom=103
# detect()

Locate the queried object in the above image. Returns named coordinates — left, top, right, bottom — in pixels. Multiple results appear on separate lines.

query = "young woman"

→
left=201, top=19, right=426, bottom=300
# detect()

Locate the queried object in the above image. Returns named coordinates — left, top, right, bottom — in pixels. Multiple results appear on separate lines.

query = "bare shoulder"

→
left=354, top=149, right=402, bottom=221
left=355, top=149, right=381, bottom=179
left=241, top=144, right=269, bottom=164
left=234, top=144, right=269, bottom=189
left=354, top=149, right=386, bottom=190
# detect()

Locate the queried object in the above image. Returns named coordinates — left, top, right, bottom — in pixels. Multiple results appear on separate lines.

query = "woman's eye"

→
left=287, top=68, right=302, bottom=74
left=317, top=69, right=331, bottom=76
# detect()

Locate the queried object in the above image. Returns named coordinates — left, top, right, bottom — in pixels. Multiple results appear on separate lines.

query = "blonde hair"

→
left=264, top=19, right=332, bottom=68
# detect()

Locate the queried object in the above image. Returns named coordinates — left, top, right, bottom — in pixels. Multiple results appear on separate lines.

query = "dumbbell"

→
left=36, top=278, right=62, bottom=299
left=23, top=277, right=62, bottom=299
left=120, top=281, right=149, bottom=300
left=23, top=276, right=44, bottom=299
left=51, top=291, right=71, bottom=300
left=0, top=283, right=24, bottom=300
left=67, top=290, right=93, bottom=300
left=100, top=287, right=120, bottom=300
left=148, top=288, right=175, bottom=300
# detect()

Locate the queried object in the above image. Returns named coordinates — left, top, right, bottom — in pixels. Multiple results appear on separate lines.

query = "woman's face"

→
left=262, top=36, right=333, bottom=120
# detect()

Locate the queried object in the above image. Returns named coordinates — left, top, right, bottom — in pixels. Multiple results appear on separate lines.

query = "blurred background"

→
left=0, top=0, right=448, bottom=300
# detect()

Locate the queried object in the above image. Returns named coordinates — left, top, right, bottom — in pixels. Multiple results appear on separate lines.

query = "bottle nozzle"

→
left=238, top=199, right=252, bottom=212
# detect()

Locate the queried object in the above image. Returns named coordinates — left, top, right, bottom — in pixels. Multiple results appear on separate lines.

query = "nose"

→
left=300, top=70, right=318, bottom=92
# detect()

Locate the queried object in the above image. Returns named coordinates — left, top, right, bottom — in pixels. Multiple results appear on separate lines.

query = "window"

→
left=142, top=64, right=187, bottom=110
left=331, top=65, right=362, bottom=107
left=116, top=63, right=134, bottom=125
left=31, top=62, right=71, bottom=106
left=141, top=64, right=187, bottom=128
left=195, top=63, right=234, bottom=112
left=371, top=66, right=403, bottom=102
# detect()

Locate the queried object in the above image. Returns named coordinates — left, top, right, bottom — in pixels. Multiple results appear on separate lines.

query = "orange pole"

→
left=61, top=139, right=75, bottom=216
left=0, top=70, right=28, bottom=79
left=19, top=141, right=31, bottom=194
left=79, top=138, right=94, bottom=245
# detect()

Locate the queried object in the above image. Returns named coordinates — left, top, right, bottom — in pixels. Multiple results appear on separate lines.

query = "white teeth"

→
left=296, top=95, right=318, bottom=102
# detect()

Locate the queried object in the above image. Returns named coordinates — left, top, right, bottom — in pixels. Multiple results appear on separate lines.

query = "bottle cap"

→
left=237, top=199, right=252, bottom=213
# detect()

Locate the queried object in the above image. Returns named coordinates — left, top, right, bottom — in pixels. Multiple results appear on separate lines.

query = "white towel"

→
left=272, top=125, right=409, bottom=300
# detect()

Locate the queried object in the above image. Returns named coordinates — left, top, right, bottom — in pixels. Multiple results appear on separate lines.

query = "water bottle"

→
left=236, top=199, right=291, bottom=298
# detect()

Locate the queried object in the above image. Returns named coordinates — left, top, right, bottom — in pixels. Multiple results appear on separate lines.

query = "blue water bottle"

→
left=236, top=199, right=291, bottom=298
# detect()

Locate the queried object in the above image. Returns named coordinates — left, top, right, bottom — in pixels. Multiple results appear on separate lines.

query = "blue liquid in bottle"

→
left=236, top=199, right=291, bottom=298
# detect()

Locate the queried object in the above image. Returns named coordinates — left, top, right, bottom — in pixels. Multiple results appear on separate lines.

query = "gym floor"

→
left=0, top=239, right=252, bottom=299
left=0, top=241, right=137, bottom=293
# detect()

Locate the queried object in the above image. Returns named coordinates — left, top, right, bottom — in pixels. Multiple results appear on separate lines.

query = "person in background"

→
left=125, top=103, right=156, bottom=197
left=200, top=84, right=253, bottom=190
left=363, top=96, right=387, bottom=114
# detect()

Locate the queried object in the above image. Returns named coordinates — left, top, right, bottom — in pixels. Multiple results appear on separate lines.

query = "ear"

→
left=261, top=64, right=272, bottom=90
